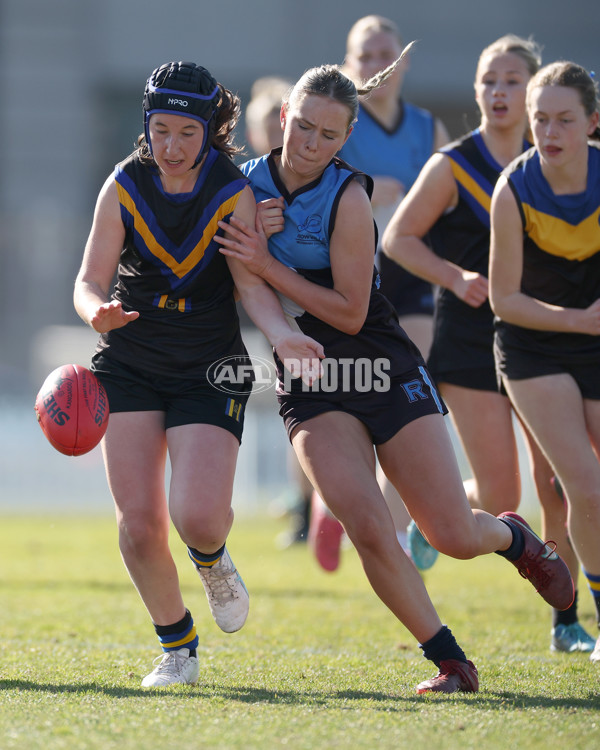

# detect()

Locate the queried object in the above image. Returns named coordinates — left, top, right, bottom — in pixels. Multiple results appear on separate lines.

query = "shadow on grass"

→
left=1, top=678, right=598, bottom=711
left=0, top=678, right=414, bottom=708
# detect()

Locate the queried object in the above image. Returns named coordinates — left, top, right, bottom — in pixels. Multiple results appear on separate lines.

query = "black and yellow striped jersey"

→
left=426, top=129, right=530, bottom=379
left=496, top=141, right=600, bottom=360
left=506, top=142, right=600, bottom=309
left=95, top=148, right=250, bottom=378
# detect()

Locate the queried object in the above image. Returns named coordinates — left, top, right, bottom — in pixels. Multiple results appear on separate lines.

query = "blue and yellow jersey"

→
left=506, top=143, right=600, bottom=308
left=426, top=129, right=530, bottom=379
left=431, top=129, right=529, bottom=272
left=114, top=147, right=248, bottom=309
left=496, top=142, right=600, bottom=360
left=95, top=148, right=250, bottom=378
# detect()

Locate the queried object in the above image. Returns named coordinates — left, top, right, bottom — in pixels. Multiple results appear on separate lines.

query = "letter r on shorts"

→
left=401, top=379, right=428, bottom=402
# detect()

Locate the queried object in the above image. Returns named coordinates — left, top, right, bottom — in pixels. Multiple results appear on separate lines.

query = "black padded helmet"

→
left=143, top=61, right=220, bottom=166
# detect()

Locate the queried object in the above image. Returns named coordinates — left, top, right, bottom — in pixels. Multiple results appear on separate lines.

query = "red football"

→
left=34, top=364, right=109, bottom=456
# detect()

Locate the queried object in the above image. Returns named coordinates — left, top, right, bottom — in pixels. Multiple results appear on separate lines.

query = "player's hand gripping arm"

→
left=226, top=187, right=324, bottom=386
left=217, top=179, right=374, bottom=335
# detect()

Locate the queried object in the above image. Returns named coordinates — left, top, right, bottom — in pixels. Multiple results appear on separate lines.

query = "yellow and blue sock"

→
left=583, top=569, right=600, bottom=628
left=154, top=608, right=198, bottom=656
left=187, top=544, right=225, bottom=570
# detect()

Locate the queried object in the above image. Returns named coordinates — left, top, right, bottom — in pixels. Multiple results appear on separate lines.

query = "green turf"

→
left=1, top=514, right=598, bottom=750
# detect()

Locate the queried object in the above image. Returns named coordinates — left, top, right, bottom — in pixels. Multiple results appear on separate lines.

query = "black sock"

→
left=495, top=519, right=525, bottom=560
left=553, top=591, right=578, bottom=627
left=419, top=625, right=467, bottom=667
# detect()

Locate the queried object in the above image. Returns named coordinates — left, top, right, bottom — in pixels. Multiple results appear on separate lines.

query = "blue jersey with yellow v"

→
left=507, top=142, right=600, bottom=263
left=506, top=142, right=600, bottom=310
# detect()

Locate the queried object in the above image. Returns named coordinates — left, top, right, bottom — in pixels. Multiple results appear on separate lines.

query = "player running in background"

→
left=215, top=54, right=575, bottom=693
left=382, top=34, right=595, bottom=654
left=73, top=61, right=323, bottom=687
left=489, top=60, right=600, bottom=664
left=245, top=76, right=292, bottom=158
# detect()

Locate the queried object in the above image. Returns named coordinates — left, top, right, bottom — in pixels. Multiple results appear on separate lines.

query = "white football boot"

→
left=141, top=648, right=200, bottom=687
left=196, top=547, right=249, bottom=633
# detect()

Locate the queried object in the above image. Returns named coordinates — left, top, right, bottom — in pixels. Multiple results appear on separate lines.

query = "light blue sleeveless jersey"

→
left=338, top=100, right=435, bottom=190
left=240, top=152, right=368, bottom=270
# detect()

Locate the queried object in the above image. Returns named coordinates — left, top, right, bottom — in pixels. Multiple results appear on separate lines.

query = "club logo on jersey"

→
left=296, top=214, right=324, bottom=245
left=297, top=215, right=322, bottom=233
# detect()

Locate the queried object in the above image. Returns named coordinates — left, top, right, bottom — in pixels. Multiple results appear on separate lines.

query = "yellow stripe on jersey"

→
left=449, top=159, right=492, bottom=214
left=523, top=203, right=600, bottom=261
left=116, top=184, right=242, bottom=278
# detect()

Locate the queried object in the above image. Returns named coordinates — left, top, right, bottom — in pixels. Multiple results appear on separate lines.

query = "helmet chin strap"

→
left=192, top=114, right=216, bottom=167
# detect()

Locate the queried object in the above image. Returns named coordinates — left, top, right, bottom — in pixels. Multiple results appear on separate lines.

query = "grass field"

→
left=0, top=513, right=598, bottom=750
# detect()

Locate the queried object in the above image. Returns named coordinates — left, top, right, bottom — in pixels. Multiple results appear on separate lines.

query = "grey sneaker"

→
left=141, top=648, right=200, bottom=687
left=591, top=635, right=600, bottom=663
left=551, top=622, right=596, bottom=653
left=196, top=547, right=249, bottom=633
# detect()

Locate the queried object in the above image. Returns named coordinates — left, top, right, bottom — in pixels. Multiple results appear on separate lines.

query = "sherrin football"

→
left=34, top=364, right=109, bottom=456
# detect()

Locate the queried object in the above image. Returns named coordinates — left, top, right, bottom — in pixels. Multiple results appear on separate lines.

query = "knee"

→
left=173, top=506, right=234, bottom=551
left=344, top=511, right=385, bottom=554
left=118, top=515, right=167, bottom=560
left=426, top=524, right=480, bottom=560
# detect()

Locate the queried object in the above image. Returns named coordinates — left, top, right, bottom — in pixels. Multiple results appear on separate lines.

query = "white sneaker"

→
left=196, top=547, right=249, bottom=633
left=591, top=635, right=600, bottom=663
left=141, top=648, right=200, bottom=687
